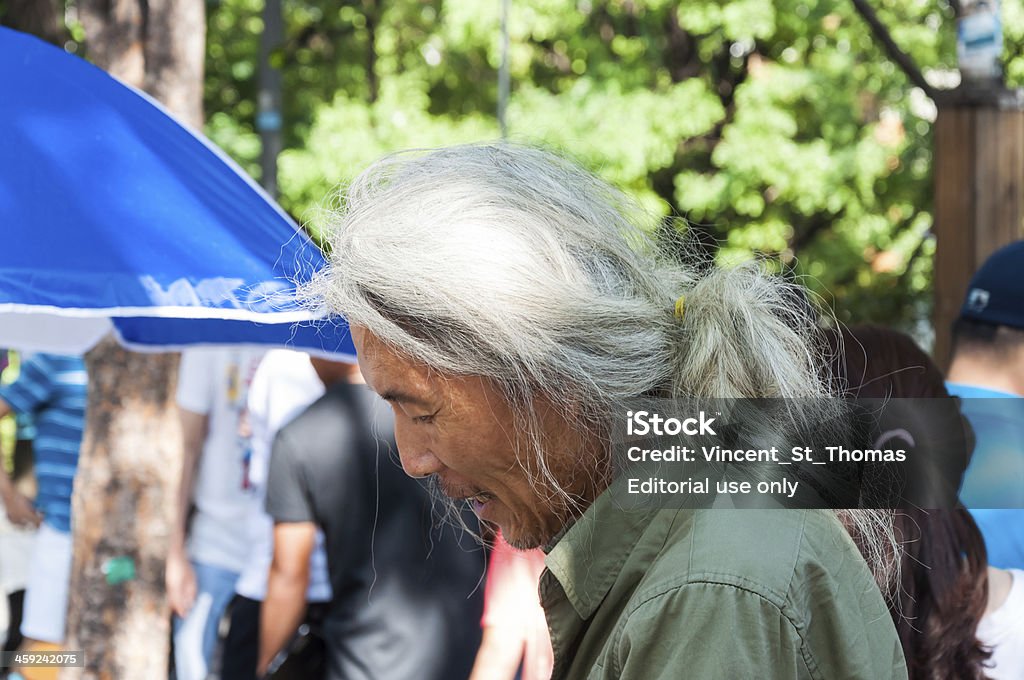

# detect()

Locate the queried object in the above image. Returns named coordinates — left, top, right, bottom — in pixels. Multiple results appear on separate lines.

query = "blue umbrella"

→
left=0, top=27, right=353, bottom=359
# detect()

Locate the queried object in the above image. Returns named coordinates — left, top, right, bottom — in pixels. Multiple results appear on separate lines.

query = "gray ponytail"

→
left=671, top=262, right=825, bottom=399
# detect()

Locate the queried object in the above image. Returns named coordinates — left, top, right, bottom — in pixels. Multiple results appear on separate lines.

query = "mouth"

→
left=433, top=478, right=497, bottom=515
left=465, top=491, right=495, bottom=513
left=450, top=489, right=493, bottom=516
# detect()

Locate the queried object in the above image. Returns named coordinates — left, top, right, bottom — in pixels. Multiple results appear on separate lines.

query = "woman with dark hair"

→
left=893, top=505, right=1024, bottom=680
left=836, top=325, right=1024, bottom=680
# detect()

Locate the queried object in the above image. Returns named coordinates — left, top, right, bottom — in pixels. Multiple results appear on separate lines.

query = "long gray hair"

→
left=307, top=143, right=898, bottom=589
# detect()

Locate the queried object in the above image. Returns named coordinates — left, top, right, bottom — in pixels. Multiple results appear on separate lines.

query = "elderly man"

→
left=312, top=144, right=907, bottom=679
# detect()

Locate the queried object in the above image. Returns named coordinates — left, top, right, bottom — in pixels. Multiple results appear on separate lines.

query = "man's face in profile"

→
left=352, top=325, right=595, bottom=549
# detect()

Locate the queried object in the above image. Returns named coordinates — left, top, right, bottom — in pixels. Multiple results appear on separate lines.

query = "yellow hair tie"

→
left=674, top=295, right=687, bottom=321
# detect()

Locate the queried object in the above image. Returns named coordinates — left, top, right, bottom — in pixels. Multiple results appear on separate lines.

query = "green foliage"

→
left=1003, top=0, right=1024, bottom=85
left=202, top=0, right=1024, bottom=330
left=278, top=77, right=497, bottom=238
left=0, top=351, right=20, bottom=472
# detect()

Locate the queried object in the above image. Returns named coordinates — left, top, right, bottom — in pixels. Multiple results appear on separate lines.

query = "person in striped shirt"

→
left=0, top=353, right=86, bottom=652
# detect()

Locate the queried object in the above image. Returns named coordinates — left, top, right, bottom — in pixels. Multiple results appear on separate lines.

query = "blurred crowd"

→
left=0, top=225, right=1023, bottom=678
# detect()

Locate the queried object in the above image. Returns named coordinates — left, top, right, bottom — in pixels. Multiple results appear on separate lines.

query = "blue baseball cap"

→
left=960, top=240, right=1024, bottom=330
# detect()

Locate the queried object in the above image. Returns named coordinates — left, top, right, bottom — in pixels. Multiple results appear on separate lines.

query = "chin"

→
left=503, top=531, right=545, bottom=550
left=498, top=516, right=560, bottom=551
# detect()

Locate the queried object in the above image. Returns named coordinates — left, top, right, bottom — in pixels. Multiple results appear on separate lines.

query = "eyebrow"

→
left=379, top=389, right=431, bottom=408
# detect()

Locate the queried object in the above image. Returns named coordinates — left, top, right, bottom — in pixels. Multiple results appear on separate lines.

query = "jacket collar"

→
left=543, top=480, right=661, bottom=620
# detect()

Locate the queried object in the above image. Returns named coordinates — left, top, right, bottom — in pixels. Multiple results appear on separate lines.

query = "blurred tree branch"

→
left=850, top=0, right=940, bottom=99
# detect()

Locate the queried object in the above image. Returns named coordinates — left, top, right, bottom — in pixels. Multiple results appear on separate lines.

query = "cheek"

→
left=430, top=426, right=472, bottom=470
left=436, top=423, right=509, bottom=475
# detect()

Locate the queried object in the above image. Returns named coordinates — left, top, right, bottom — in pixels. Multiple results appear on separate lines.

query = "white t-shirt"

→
left=177, top=347, right=265, bottom=572
left=234, top=349, right=332, bottom=602
left=977, top=568, right=1024, bottom=680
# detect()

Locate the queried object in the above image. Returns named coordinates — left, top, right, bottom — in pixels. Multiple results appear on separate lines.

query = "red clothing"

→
left=482, top=535, right=554, bottom=680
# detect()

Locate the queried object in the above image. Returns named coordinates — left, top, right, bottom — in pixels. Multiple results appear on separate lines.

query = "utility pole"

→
left=498, top=0, right=510, bottom=138
left=257, top=0, right=283, bottom=196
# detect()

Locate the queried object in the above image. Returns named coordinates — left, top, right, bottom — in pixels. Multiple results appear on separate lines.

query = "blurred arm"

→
left=165, top=407, right=208, bottom=617
left=0, top=396, right=40, bottom=527
left=257, top=521, right=316, bottom=677
left=468, top=626, right=526, bottom=680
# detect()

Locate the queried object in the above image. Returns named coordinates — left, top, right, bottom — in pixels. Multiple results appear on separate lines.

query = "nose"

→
left=393, top=419, right=444, bottom=479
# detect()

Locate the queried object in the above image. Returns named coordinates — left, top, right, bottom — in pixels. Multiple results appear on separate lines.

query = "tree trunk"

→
left=1, top=0, right=66, bottom=46
left=78, top=0, right=205, bottom=128
left=64, top=343, right=182, bottom=680
left=62, top=1, right=205, bottom=678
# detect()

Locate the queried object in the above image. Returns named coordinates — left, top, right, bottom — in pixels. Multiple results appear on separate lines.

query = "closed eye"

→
left=413, top=411, right=439, bottom=424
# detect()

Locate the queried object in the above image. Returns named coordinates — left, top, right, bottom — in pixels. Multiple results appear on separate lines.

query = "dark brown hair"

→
left=894, top=509, right=991, bottom=680
left=830, top=324, right=950, bottom=399
left=834, top=325, right=991, bottom=680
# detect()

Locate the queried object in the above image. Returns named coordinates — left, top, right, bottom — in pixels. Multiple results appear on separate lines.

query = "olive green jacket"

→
left=541, top=494, right=908, bottom=679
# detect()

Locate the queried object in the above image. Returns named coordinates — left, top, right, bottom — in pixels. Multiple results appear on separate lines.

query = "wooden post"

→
left=933, top=92, right=1024, bottom=368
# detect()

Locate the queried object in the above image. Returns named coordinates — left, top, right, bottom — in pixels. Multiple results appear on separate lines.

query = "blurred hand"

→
left=1, top=488, right=41, bottom=528
left=165, top=549, right=197, bottom=618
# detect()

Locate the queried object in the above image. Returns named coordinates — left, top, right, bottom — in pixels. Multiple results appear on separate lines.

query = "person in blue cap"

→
left=947, top=239, right=1024, bottom=569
